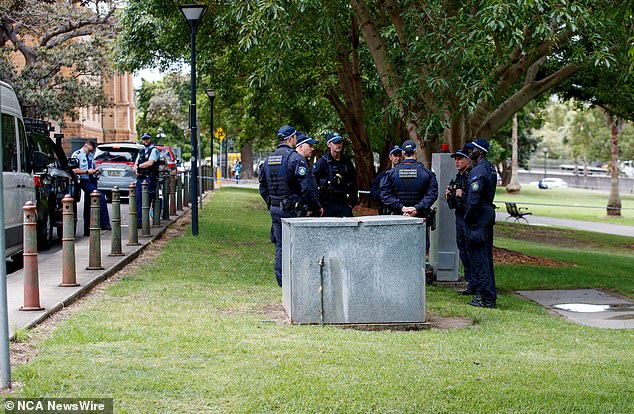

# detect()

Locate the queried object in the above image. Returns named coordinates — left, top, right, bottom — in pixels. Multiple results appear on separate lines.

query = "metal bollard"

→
left=60, top=195, right=79, bottom=286
left=169, top=175, right=177, bottom=216
left=176, top=175, right=183, bottom=211
left=161, top=175, right=170, bottom=220
left=127, top=183, right=140, bottom=246
left=20, top=201, right=44, bottom=311
left=87, top=190, right=104, bottom=270
left=141, top=180, right=151, bottom=237
left=152, top=181, right=161, bottom=227
left=183, top=173, right=189, bottom=208
left=109, top=187, right=125, bottom=256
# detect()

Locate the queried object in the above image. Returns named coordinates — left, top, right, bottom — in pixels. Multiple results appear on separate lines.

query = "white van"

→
left=1, top=80, right=35, bottom=259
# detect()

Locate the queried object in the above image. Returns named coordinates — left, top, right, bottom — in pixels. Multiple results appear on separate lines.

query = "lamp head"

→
left=178, top=4, right=208, bottom=29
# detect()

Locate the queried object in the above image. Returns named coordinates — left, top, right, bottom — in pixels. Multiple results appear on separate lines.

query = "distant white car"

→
left=529, top=177, right=568, bottom=189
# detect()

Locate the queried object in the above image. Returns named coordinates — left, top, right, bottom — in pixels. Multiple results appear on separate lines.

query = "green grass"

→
left=496, top=186, right=634, bottom=225
left=9, top=188, right=634, bottom=413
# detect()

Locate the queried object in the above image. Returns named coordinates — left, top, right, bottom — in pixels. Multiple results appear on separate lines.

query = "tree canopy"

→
left=0, top=0, right=117, bottom=121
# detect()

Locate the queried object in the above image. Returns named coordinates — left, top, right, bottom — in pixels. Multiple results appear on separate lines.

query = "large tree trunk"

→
left=506, top=113, right=521, bottom=193
left=607, top=116, right=622, bottom=216
left=240, top=141, right=254, bottom=180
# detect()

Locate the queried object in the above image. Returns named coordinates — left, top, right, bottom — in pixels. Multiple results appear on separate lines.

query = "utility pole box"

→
left=281, top=216, right=426, bottom=325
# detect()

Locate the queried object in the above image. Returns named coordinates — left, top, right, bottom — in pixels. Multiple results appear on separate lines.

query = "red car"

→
left=155, top=145, right=177, bottom=175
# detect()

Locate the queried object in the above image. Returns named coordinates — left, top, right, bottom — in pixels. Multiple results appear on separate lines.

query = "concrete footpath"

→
left=6, top=206, right=190, bottom=339
left=496, top=211, right=634, bottom=238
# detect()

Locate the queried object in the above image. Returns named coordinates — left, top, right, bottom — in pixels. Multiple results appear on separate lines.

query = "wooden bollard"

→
left=86, top=190, right=104, bottom=270
left=176, top=175, right=183, bottom=211
left=109, top=187, right=124, bottom=256
left=152, top=180, right=161, bottom=227
left=127, top=183, right=140, bottom=246
left=60, top=195, right=79, bottom=286
left=20, top=201, right=44, bottom=311
left=183, top=173, right=189, bottom=208
left=141, top=180, right=151, bottom=237
left=161, top=174, right=170, bottom=220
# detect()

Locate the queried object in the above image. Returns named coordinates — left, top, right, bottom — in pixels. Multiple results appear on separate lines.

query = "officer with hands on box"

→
left=464, top=139, right=498, bottom=308
left=446, top=144, right=474, bottom=295
left=259, top=125, right=323, bottom=287
left=71, top=140, right=110, bottom=235
left=313, top=132, right=358, bottom=217
left=133, top=133, right=160, bottom=226
left=380, top=140, right=438, bottom=250
left=370, top=145, right=404, bottom=214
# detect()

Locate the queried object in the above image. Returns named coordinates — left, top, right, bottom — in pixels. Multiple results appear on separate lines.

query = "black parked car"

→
left=25, top=119, right=79, bottom=249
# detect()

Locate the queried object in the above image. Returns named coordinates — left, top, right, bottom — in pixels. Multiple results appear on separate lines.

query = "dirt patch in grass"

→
left=496, top=224, right=592, bottom=248
left=494, top=246, right=568, bottom=267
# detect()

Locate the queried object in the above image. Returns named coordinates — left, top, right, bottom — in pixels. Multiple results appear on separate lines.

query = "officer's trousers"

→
left=465, top=209, right=496, bottom=303
left=455, top=217, right=474, bottom=290
left=80, top=179, right=110, bottom=236
left=322, top=201, right=353, bottom=218
left=269, top=206, right=295, bottom=287
left=136, top=177, right=157, bottom=226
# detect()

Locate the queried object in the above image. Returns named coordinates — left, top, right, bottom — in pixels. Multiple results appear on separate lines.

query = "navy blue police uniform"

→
left=259, top=126, right=321, bottom=287
left=313, top=133, right=358, bottom=217
left=446, top=146, right=474, bottom=293
left=72, top=145, right=110, bottom=235
left=380, top=140, right=438, bottom=250
left=464, top=139, right=498, bottom=307
left=135, top=136, right=160, bottom=226
left=370, top=145, right=403, bottom=215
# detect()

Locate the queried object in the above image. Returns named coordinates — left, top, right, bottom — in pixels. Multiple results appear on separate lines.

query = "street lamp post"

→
left=543, top=147, right=549, bottom=179
left=205, top=89, right=215, bottom=188
left=179, top=3, right=207, bottom=236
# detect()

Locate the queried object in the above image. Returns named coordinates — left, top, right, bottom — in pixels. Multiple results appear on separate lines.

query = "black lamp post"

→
left=205, top=89, right=215, bottom=184
left=179, top=3, right=207, bottom=236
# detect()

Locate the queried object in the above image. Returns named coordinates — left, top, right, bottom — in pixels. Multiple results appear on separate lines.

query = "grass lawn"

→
left=9, top=188, right=634, bottom=413
left=495, top=186, right=634, bottom=226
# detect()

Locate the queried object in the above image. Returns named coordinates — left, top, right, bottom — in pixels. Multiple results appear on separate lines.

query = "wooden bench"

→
left=504, top=202, right=531, bottom=223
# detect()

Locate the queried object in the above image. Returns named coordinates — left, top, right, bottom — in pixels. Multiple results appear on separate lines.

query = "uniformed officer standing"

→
left=446, top=145, right=474, bottom=295
left=464, top=139, right=498, bottom=308
left=295, top=133, right=324, bottom=217
left=380, top=140, right=438, bottom=250
left=71, top=140, right=110, bottom=236
left=259, top=126, right=322, bottom=287
left=370, top=145, right=404, bottom=214
left=313, top=132, right=358, bottom=217
left=133, top=133, right=160, bottom=226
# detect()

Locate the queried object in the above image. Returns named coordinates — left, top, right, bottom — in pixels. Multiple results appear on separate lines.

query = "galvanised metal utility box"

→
left=281, top=216, right=426, bottom=324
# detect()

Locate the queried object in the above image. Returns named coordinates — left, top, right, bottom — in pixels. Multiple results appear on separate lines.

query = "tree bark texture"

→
left=607, top=117, right=622, bottom=216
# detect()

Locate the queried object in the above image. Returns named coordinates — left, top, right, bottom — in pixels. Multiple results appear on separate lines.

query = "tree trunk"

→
left=607, top=117, right=621, bottom=216
left=506, top=113, right=521, bottom=193
left=241, top=141, right=254, bottom=180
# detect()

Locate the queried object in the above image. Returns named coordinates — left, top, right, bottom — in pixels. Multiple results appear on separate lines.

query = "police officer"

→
left=71, top=140, right=110, bottom=235
left=133, top=133, right=160, bottom=226
left=464, top=139, right=498, bottom=308
left=446, top=145, right=474, bottom=295
left=259, top=125, right=322, bottom=287
left=295, top=133, right=324, bottom=217
left=380, top=140, right=438, bottom=250
left=370, top=145, right=404, bottom=214
left=313, top=132, right=358, bottom=217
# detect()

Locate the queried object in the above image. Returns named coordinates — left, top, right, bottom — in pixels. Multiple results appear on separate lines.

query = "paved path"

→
left=496, top=211, right=634, bottom=238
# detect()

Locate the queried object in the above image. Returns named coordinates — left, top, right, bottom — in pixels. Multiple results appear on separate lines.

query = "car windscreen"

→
left=29, top=132, right=63, bottom=168
left=95, top=147, right=139, bottom=163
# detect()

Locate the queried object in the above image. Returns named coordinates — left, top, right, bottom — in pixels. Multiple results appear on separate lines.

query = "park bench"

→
left=504, top=202, right=532, bottom=224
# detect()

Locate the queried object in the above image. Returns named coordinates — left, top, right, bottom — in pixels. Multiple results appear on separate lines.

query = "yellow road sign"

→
left=215, top=127, right=226, bottom=141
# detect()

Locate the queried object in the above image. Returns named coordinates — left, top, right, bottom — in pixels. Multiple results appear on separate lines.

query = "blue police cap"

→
left=296, top=133, right=318, bottom=147
left=470, top=139, right=489, bottom=153
left=451, top=145, right=472, bottom=159
left=389, top=145, right=404, bottom=156
left=326, top=132, right=343, bottom=144
left=277, top=125, right=297, bottom=141
left=141, top=133, right=152, bottom=140
left=402, top=140, right=417, bottom=154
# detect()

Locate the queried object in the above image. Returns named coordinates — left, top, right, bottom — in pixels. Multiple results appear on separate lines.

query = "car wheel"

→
left=37, top=209, right=52, bottom=251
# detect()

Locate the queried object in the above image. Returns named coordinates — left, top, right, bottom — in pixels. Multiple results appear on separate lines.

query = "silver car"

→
left=94, top=142, right=142, bottom=199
